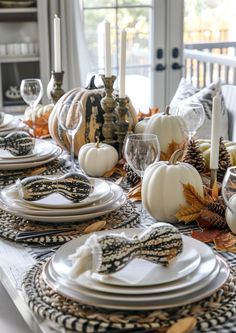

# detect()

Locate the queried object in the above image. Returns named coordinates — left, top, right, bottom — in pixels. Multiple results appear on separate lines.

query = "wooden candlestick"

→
left=115, top=96, right=129, bottom=158
left=47, top=70, right=65, bottom=104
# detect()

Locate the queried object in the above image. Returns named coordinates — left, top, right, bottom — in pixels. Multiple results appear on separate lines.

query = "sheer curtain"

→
left=48, top=0, right=90, bottom=91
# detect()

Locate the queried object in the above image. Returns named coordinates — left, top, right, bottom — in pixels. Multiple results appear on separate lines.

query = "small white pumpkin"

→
left=78, top=138, right=118, bottom=177
left=225, top=195, right=236, bottom=234
left=143, top=106, right=188, bottom=154
left=142, top=150, right=204, bottom=223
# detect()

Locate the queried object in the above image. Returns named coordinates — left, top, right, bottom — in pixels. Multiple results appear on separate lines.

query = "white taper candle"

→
left=54, top=14, right=61, bottom=72
left=210, top=92, right=221, bottom=169
left=104, top=21, right=111, bottom=77
left=119, top=29, right=127, bottom=98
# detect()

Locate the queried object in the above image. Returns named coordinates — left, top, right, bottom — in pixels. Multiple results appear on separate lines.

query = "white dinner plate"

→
left=50, top=229, right=216, bottom=290
left=0, top=139, right=55, bottom=163
left=0, top=148, right=37, bottom=159
left=0, top=194, right=127, bottom=223
left=0, top=146, right=61, bottom=170
left=1, top=182, right=123, bottom=217
left=42, top=254, right=229, bottom=310
left=0, top=117, right=19, bottom=132
left=0, top=114, right=14, bottom=128
left=20, top=178, right=111, bottom=209
left=47, top=256, right=220, bottom=302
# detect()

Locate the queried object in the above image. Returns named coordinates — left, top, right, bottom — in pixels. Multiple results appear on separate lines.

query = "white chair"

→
left=222, top=85, right=236, bottom=141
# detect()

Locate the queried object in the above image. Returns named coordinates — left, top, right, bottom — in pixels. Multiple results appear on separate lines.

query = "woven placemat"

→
left=0, top=200, right=140, bottom=245
left=0, top=158, right=70, bottom=188
left=22, top=259, right=236, bottom=333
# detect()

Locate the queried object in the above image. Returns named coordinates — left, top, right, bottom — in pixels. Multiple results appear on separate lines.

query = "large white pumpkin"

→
left=78, top=139, right=118, bottom=177
left=225, top=195, right=236, bottom=234
left=142, top=150, right=204, bottom=223
left=142, top=107, right=188, bottom=154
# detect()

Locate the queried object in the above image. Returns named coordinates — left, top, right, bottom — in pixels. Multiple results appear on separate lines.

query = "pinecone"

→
left=182, top=139, right=205, bottom=173
left=218, top=137, right=232, bottom=182
left=206, top=198, right=228, bottom=229
left=123, top=163, right=141, bottom=186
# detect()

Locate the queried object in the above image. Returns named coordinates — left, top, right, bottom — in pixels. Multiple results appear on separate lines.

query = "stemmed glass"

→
left=124, top=133, right=160, bottom=217
left=20, top=78, right=43, bottom=136
left=58, top=101, right=83, bottom=171
left=222, top=166, right=236, bottom=232
left=177, top=102, right=205, bottom=140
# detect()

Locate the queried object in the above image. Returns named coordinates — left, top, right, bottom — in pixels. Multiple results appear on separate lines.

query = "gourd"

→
left=0, top=131, right=35, bottom=156
left=197, top=139, right=236, bottom=167
left=24, top=104, right=54, bottom=138
left=136, top=106, right=188, bottom=157
left=142, top=150, right=204, bottom=223
left=48, top=76, right=138, bottom=156
left=17, top=172, right=92, bottom=202
left=78, top=137, right=118, bottom=177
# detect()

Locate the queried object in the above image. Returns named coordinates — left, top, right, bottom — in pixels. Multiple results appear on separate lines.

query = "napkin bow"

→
left=0, top=131, right=35, bottom=156
left=17, top=172, right=93, bottom=202
left=69, top=224, right=183, bottom=277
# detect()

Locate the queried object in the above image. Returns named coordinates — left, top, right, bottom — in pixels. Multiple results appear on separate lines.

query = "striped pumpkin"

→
left=48, top=77, right=138, bottom=156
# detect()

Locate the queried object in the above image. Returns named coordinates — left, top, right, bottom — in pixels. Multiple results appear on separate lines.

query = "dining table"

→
left=0, top=118, right=236, bottom=333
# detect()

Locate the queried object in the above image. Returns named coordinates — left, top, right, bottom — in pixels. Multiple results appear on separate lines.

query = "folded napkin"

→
left=69, top=223, right=183, bottom=278
left=17, top=172, right=93, bottom=202
left=0, top=131, right=35, bottom=156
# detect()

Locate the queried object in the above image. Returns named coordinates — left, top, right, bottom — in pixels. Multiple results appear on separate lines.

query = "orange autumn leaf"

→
left=183, top=183, right=209, bottom=207
left=137, top=107, right=160, bottom=121
left=191, top=229, right=224, bottom=243
left=127, top=182, right=141, bottom=201
left=103, top=163, right=126, bottom=178
left=214, top=232, right=236, bottom=253
left=175, top=204, right=201, bottom=223
left=160, top=140, right=186, bottom=161
left=211, top=178, right=219, bottom=200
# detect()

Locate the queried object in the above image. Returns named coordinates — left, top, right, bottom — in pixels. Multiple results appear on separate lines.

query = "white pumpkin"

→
left=142, top=150, right=204, bottom=223
left=143, top=106, right=188, bottom=154
left=78, top=139, right=118, bottom=177
left=225, top=194, right=236, bottom=234
left=135, top=117, right=150, bottom=134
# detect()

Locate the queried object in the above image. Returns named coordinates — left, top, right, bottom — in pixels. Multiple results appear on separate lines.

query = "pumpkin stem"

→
left=96, top=136, right=100, bottom=148
left=169, top=149, right=183, bottom=165
left=85, top=75, right=97, bottom=90
left=164, top=105, right=170, bottom=115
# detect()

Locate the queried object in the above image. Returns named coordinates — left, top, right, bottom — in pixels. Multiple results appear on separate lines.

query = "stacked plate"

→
left=42, top=228, right=230, bottom=310
left=0, top=179, right=126, bottom=223
left=0, top=114, right=21, bottom=136
left=0, top=139, right=61, bottom=170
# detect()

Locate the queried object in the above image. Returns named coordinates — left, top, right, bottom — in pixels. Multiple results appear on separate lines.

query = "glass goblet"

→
left=20, top=78, right=43, bottom=136
left=177, top=102, right=205, bottom=140
left=124, top=133, right=160, bottom=217
left=58, top=101, right=83, bottom=171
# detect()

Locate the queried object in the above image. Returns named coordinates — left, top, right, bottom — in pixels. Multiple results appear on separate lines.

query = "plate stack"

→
left=0, top=139, right=61, bottom=170
left=42, top=228, right=230, bottom=310
left=0, top=114, right=21, bottom=137
left=0, top=179, right=126, bottom=223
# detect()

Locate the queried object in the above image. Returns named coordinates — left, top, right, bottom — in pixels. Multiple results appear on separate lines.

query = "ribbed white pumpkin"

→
left=78, top=139, right=118, bottom=177
left=225, top=195, right=236, bottom=234
left=142, top=150, right=204, bottom=223
left=143, top=107, right=187, bottom=154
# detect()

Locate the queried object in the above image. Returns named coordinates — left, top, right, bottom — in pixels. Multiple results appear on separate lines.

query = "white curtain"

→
left=48, top=0, right=91, bottom=91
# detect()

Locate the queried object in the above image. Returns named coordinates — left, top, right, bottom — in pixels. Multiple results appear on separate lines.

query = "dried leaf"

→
left=214, top=232, right=236, bottom=253
left=182, top=183, right=208, bottom=207
left=160, top=140, right=186, bottom=161
left=212, top=177, right=219, bottom=200
left=198, top=206, right=227, bottom=230
left=175, top=204, right=201, bottom=223
left=167, top=317, right=197, bottom=333
left=103, top=163, right=126, bottom=178
left=127, top=182, right=141, bottom=201
left=191, top=229, right=224, bottom=243
left=25, top=166, right=47, bottom=176
left=137, top=107, right=160, bottom=121
left=83, top=220, right=106, bottom=234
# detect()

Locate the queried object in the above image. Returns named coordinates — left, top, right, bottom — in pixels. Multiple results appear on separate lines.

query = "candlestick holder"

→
left=115, top=96, right=129, bottom=158
left=47, top=70, right=65, bottom=105
left=210, top=168, right=218, bottom=189
left=100, top=75, right=117, bottom=145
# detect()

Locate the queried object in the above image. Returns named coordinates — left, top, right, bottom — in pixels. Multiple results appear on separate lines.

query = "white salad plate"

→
left=1, top=182, right=123, bottom=217
left=0, top=114, right=14, bottom=128
left=0, top=117, right=20, bottom=132
left=0, top=139, right=55, bottom=163
left=0, top=145, right=61, bottom=170
left=42, top=228, right=229, bottom=310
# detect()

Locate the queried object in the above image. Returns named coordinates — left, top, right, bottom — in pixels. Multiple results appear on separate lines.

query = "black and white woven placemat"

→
left=0, top=200, right=140, bottom=245
left=22, top=258, right=236, bottom=333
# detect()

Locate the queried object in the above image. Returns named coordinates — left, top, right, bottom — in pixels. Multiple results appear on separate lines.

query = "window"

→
left=80, top=0, right=152, bottom=112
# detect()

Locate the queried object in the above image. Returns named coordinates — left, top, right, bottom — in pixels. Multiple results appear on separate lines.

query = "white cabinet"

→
left=0, top=0, right=50, bottom=114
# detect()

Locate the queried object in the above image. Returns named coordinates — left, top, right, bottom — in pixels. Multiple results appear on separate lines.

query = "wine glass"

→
left=177, top=102, right=205, bottom=140
left=58, top=101, right=83, bottom=171
left=222, top=167, right=236, bottom=229
left=124, top=133, right=160, bottom=217
left=20, top=78, right=43, bottom=136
